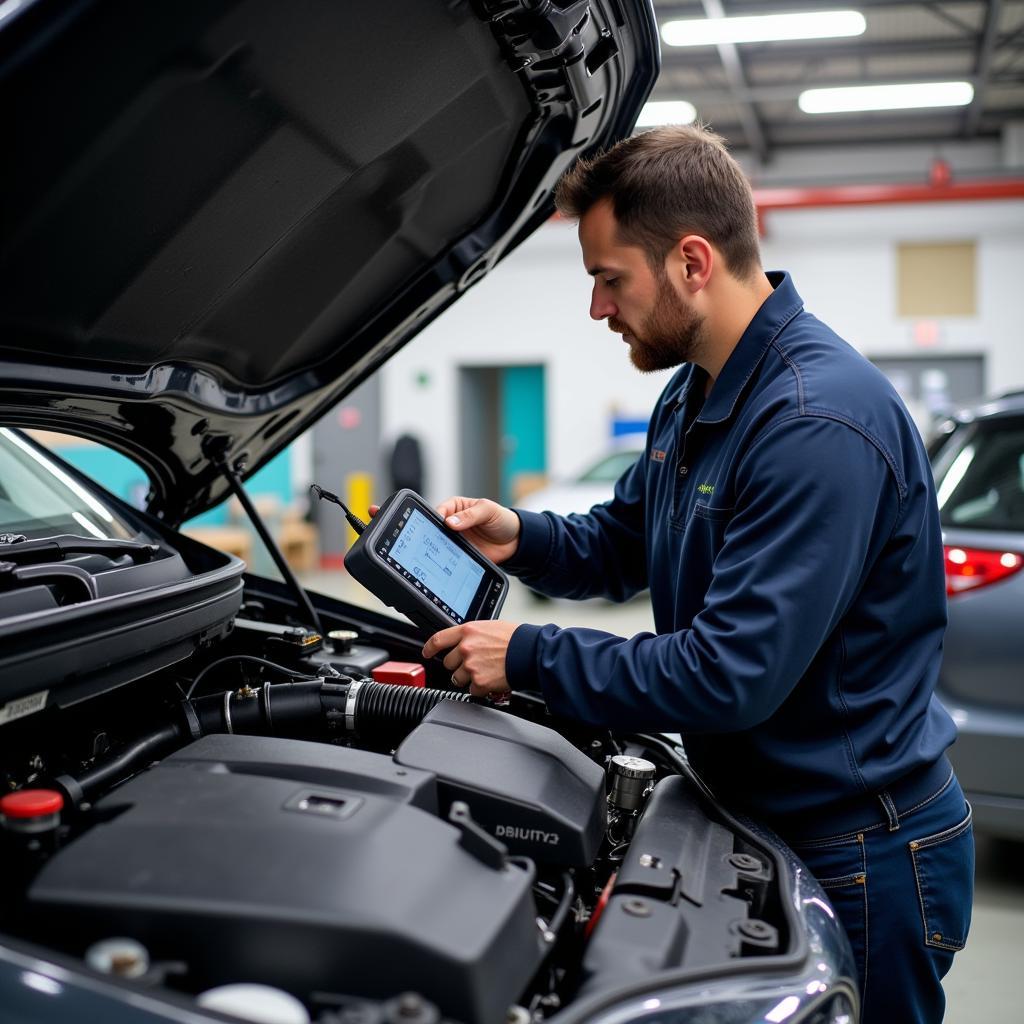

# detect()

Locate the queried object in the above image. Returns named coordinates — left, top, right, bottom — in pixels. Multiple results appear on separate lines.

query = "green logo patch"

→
left=697, top=483, right=715, bottom=495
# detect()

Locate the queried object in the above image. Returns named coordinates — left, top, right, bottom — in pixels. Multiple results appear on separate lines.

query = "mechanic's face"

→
left=579, top=198, right=706, bottom=373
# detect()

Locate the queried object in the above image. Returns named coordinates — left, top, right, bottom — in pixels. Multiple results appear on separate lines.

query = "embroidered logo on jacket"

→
left=650, top=449, right=667, bottom=462
left=697, top=483, right=715, bottom=495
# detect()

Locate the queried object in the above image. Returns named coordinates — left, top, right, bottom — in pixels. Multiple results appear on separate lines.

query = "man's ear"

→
left=675, top=235, right=714, bottom=293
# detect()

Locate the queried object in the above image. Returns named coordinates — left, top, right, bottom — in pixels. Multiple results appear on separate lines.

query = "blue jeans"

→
left=789, top=772, right=974, bottom=1023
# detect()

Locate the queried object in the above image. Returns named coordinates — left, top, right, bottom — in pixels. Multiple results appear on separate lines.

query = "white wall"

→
left=381, top=174, right=1024, bottom=504
left=758, top=199, right=1024, bottom=390
left=381, top=221, right=676, bottom=504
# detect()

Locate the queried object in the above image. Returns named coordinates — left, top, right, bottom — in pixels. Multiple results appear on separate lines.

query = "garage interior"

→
left=30, top=2, right=1023, bottom=1020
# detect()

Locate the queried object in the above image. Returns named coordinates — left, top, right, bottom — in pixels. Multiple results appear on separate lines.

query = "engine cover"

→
left=394, top=701, right=606, bottom=865
left=26, top=735, right=541, bottom=1024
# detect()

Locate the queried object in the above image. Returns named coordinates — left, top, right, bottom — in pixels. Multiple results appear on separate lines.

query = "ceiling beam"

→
left=990, top=17, right=1024, bottom=74
left=772, top=104, right=1024, bottom=131
left=700, top=0, right=770, bottom=163
left=921, top=2, right=980, bottom=37
left=658, top=35, right=982, bottom=70
left=659, top=72, right=997, bottom=105
left=656, top=0, right=966, bottom=16
left=997, top=22, right=1024, bottom=52
left=965, top=0, right=1004, bottom=136
left=714, top=109, right=1024, bottom=151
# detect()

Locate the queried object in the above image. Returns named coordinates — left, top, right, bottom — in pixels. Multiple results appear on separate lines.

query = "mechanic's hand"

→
left=423, top=620, right=519, bottom=699
left=434, top=496, right=521, bottom=565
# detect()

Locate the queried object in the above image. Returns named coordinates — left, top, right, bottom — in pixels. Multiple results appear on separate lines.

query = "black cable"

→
left=184, top=655, right=314, bottom=699
left=542, top=871, right=575, bottom=941
left=54, top=724, right=183, bottom=804
left=309, top=484, right=368, bottom=534
left=606, top=842, right=630, bottom=862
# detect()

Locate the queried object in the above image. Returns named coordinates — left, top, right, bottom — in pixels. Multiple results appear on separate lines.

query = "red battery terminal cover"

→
left=371, top=661, right=426, bottom=688
left=0, top=789, right=64, bottom=820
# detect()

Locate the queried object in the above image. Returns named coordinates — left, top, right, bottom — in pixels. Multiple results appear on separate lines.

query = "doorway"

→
left=458, top=365, right=547, bottom=505
left=870, top=355, right=985, bottom=434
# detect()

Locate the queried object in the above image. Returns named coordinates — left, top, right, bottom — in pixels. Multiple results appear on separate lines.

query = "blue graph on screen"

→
left=391, top=509, right=484, bottom=617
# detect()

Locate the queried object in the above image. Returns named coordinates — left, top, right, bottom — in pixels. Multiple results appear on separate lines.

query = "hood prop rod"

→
left=218, top=458, right=326, bottom=641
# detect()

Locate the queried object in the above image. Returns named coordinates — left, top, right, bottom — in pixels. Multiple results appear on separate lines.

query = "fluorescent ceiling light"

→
left=662, top=10, right=865, bottom=47
left=799, top=81, right=974, bottom=113
left=636, top=101, right=697, bottom=127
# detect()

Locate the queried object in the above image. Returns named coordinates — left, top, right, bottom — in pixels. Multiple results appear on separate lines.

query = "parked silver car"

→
left=931, top=392, right=1024, bottom=839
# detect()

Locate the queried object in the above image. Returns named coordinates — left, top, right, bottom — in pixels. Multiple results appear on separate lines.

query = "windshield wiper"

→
left=0, top=560, right=98, bottom=601
left=0, top=534, right=161, bottom=565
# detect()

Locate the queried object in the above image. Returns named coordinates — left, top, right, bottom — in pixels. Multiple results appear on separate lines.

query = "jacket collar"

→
left=695, top=270, right=804, bottom=424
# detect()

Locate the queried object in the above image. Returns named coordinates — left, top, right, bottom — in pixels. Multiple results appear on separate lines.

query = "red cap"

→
left=371, top=661, right=426, bottom=688
left=0, top=789, right=64, bottom=820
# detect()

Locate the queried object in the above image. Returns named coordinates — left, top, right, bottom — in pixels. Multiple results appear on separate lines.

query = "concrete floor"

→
left=300, top=571, right=1024, bottom=1021
left=945, top=837, right=1024, bottom=1022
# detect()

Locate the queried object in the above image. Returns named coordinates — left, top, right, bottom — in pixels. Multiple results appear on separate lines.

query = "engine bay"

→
left=28, top=730, right=545, bottom=1024
left=0, top=581, right=793, bottom=1024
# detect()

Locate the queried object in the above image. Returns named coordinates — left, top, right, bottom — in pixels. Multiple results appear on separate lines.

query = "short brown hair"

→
left=554, top=124, right=761, bottom=280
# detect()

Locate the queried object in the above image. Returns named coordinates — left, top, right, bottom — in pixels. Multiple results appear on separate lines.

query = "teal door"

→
left=500, top=365, right=546, bottom=505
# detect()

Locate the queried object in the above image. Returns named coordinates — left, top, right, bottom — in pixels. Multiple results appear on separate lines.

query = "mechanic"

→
left=422, top=125, right=972, bottom=1023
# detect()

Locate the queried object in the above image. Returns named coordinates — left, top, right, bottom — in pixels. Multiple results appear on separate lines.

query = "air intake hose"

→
left=189, top=677, right=469, bottom=741
left=53, top=677, right=469, bottom=809
left=321, top=678, right=470, bottom=738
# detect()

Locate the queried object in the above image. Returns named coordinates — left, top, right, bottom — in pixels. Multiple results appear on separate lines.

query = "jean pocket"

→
left=909, top=803, right=974, bottom=951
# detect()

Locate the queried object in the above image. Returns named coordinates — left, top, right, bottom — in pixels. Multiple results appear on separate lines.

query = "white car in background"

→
left=517, top=439, right=645, bottom=519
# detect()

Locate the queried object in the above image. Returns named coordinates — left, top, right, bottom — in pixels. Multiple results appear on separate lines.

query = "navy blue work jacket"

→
left=505, top=272, right=956, bottom=829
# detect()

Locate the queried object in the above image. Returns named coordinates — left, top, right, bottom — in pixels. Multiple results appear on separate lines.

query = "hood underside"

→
left=0, top=0, right=658, bottom=523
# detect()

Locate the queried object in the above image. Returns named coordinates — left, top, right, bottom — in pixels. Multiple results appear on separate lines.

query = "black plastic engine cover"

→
left=394, top=701, right=606, bottom=866
left=580, top=775, right=776, bottom=996
left=26, top=735, right=541, bottom=1024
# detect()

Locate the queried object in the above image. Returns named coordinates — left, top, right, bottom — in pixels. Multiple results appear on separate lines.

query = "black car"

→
left=0, top=3, right=857, bottom=1023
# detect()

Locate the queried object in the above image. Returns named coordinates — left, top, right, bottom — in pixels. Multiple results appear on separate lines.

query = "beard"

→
left=609, top=273, right=706, bottom=373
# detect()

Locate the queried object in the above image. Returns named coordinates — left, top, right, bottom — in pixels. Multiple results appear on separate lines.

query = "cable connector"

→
left=310, top=484, right=368, bottom=535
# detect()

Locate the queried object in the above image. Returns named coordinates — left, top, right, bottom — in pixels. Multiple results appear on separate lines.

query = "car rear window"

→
left=934, top=416, right=1024, bottom=531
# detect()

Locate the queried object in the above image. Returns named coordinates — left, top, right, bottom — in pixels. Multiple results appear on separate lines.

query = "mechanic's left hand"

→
left=422, top=620, right=519, bottom=698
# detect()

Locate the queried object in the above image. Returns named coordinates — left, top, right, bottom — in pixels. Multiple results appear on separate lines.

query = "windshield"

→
left=934, top=417, right=1024, bottom=531
left=0, top=429, right=135, bottom=542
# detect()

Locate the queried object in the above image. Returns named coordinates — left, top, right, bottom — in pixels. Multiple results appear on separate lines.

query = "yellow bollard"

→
left=345, top=472, right=373, bottom=549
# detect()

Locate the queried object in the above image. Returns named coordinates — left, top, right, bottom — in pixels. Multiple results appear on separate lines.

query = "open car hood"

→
left=0, top=0, right=658, bottom=524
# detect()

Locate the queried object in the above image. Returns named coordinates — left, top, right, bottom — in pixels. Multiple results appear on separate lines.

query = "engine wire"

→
left=541, top=871, right=575, bottom=943
left=184, top=655, right=314, bottom=700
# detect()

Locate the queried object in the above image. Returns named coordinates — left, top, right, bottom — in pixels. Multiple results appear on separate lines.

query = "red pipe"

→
left=754, top=178, right=1024, bottom=233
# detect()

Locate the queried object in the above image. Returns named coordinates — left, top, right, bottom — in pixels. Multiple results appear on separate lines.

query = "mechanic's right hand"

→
left=435, top=496, right=520, bottom=565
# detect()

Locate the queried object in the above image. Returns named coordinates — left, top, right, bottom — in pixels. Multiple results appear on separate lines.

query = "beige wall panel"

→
left=897, top=241, right=976, bottom=317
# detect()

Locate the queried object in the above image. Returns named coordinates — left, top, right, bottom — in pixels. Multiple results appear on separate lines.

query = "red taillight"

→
left=944, top=545, right=1024, bottom=596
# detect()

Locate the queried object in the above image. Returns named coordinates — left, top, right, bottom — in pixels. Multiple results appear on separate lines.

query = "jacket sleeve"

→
left=505, top=415, right=902, bottom=732
left=503, top=451, right=648, bottom=602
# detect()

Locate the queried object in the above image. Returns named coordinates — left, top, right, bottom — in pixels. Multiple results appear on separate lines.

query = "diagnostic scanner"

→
left=314, top=487, right=508, bottom=634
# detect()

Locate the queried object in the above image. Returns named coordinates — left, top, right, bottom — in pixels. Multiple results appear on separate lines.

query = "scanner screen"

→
left=390, top=509, right=485, bottom=618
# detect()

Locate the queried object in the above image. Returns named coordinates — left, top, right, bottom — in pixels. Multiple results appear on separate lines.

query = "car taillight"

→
left=944, top=545, right=1024, bottom=596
